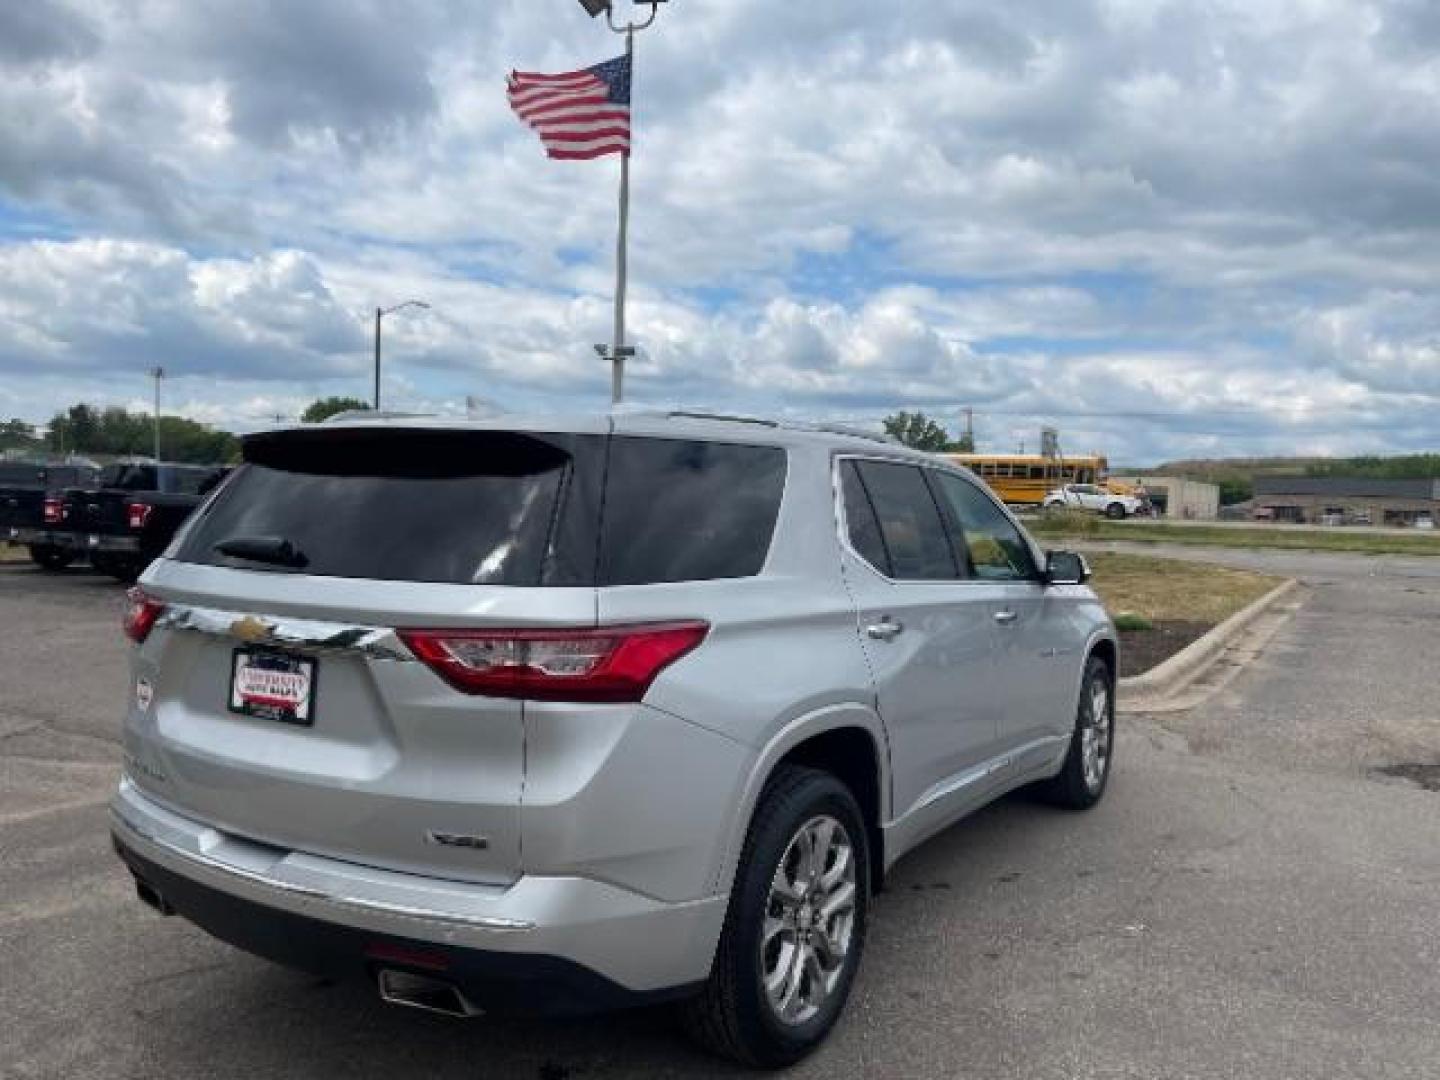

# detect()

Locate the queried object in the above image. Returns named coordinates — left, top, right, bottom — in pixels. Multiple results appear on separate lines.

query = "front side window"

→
left=932, top=472, right=1037, bottom=581
left=841, top=460, right=958, bottom=581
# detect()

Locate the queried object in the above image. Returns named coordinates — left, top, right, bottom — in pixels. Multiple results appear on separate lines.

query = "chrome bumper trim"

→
left=154, top=602, right=414, bottom=661
left=111, top=795, right=534, bottom=933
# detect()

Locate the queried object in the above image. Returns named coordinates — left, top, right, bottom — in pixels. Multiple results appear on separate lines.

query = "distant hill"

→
left=1131, top=454, right=1440, bottom=505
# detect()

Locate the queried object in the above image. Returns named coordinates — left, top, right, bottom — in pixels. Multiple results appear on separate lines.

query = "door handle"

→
left=993, top=609, right=1018, bottom=625
left=865, top=618, right=904, bottom=641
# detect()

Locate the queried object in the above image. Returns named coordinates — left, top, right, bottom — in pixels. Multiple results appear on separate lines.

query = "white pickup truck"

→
left=1042, top=484, right=1145, bottom=519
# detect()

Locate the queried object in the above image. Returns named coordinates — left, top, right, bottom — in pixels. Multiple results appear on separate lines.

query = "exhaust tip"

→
left=377, top=969, right=483, bottom=1018
left=134, top=877, right=175, bottom=916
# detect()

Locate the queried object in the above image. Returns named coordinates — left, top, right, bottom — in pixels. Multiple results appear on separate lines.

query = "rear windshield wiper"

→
left=213, top=534, right=309, bottom=569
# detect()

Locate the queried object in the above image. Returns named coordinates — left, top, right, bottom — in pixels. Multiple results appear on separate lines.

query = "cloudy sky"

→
left=2, top=0, right=1438, bottom=464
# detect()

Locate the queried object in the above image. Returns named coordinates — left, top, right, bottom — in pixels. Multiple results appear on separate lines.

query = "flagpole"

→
left=601, top=1, right=662, bottom=406
left=611, top=28, right=633, bottom=406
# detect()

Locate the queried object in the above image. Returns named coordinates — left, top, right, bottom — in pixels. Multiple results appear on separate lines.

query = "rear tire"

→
left=1036, top=654, right=1115, bottom=811
left=680, top=765, right=869, bottom=1068
left=90, top=553, right=141, bottom=583
left=28, top=545, right=74, bottom=571
left=108, top=557, right=142, bottom=584
left=1105, top=502, right=1127, bottom=519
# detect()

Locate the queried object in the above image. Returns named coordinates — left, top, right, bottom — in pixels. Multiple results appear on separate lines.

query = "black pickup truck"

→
left=0, top=462, right=101, bottom=570
left=52, top=462, right=230, bottom=581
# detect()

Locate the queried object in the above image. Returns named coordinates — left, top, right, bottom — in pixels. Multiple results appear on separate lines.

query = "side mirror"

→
left=1045, top=550, right=1091, bottom=586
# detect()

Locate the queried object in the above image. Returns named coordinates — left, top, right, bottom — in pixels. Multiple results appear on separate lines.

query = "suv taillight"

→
left=127, top=502, right=154, bottom=530
left=43, top=497, right=63, bottom=524
left=123, top=588, right=166, bottom=644
left=398, top=622, right=709, bottom=703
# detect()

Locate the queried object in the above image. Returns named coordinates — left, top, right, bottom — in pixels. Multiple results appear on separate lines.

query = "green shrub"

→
left=1112, top=612, right=1154, bottom=632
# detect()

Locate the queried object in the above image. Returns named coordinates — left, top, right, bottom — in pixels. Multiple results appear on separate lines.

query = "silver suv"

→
left=111, top=412, right=1116, bottom=1067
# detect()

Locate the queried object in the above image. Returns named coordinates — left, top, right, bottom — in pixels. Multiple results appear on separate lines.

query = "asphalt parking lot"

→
left=4, top=549, right=1439, bottom=1079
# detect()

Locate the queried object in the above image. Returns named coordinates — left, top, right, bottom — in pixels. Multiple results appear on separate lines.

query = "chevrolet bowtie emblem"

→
left=230, top=615, right=274, bottom=644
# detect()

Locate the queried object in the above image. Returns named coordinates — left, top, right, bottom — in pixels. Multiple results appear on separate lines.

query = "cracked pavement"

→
left=2, top=550, right=1438, bottom=1079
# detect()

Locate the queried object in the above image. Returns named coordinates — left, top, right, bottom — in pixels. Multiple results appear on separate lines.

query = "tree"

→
left=48, top=403, right=101, bottom=453
left=951, top=430, right=976, bottom=453
left=43, top=402, right=238, bottom=462
left=0, top=418, right=38, bottom=452
left=882, top=410, right=953, bottom=452
left=302, top=396, right=371, bottom=424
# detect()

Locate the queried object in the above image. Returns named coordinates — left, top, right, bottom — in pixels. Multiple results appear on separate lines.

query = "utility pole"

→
left=150, top=366, right=164, bottom=461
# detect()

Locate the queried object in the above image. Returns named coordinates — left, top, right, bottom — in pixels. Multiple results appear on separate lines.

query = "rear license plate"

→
left=229, top=648, right=317, bottom=726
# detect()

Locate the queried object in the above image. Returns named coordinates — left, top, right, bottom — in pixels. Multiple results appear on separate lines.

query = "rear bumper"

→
left=110, top=778, right=723, bottom=1011
left=7, top=527, right=54, bottom=546
left=53, top=530, right=140, bottom=553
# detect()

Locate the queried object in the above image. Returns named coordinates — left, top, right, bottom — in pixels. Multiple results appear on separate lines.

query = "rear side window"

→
left=175, top=430, right=603, bottom=586
left=844, top=460, right=959, bottom=580
left=159, top=467, right=224, bottom=495
left=101, top=465, right=158, bottom=491
left=839, top=462, right=889, bottom=571
left=598, top=437, right=786, bottom=585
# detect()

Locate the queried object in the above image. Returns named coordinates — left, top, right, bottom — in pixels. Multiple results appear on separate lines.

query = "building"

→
left=1109, top=475, right=1220, bottom=520
left=1252, top=477, right=1440, bottom=526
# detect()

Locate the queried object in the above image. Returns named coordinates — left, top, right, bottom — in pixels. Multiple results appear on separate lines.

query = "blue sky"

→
left=2, top=0, right=1439, bottom=464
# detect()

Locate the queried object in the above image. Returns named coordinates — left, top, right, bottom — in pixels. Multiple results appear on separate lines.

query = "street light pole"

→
left=373, top=307, right=382, bottom=410
left=150, top=366, right=164, bottom=461
left=372, top=300, right=430, bottom=411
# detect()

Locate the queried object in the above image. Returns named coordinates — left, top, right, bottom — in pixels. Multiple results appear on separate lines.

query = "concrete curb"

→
left=1118, top=577, right=1301, bottom=705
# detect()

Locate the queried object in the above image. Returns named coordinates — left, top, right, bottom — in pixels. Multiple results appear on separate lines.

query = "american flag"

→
left=507, top=54, right=632, bottom=160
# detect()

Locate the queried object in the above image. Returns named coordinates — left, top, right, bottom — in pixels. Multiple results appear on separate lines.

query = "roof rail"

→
left=623, top=408, right=900, bottom=446
left=799, top=422, right=901, bottom=447
left=321, top=410, right=434, bottom=424
left=660, top=409, right=780, bottom=428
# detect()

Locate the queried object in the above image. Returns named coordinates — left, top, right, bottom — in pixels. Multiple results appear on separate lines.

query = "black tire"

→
left=28, top=545, right=74, bottom=571
left=88, top=553, right=140, bottom=583
left=1036, top=653, right=1115, bottom=810
left=1105, top=502, right=1127, bottom=519
left=680, top=765, right=870, bottom=1068
left=106, top=557, right=142, bottom=584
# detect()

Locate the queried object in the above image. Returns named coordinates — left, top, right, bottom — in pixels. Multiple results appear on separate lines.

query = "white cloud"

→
left=0, top=0, right=1438, bottom=464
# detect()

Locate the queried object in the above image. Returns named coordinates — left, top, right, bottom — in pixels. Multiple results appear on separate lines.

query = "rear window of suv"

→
left=174, top=429, right=786, bottom=587
left=176, top=429, right=601, bottom=586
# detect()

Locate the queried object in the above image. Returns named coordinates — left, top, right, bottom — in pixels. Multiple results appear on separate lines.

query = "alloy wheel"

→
left=760, top=814, right=858, bottom=1026
left=1081, top=679, right=1112, bottom=791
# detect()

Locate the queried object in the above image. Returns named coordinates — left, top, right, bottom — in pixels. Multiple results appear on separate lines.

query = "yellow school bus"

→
left=942, top=453, right=1112, bottom=506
